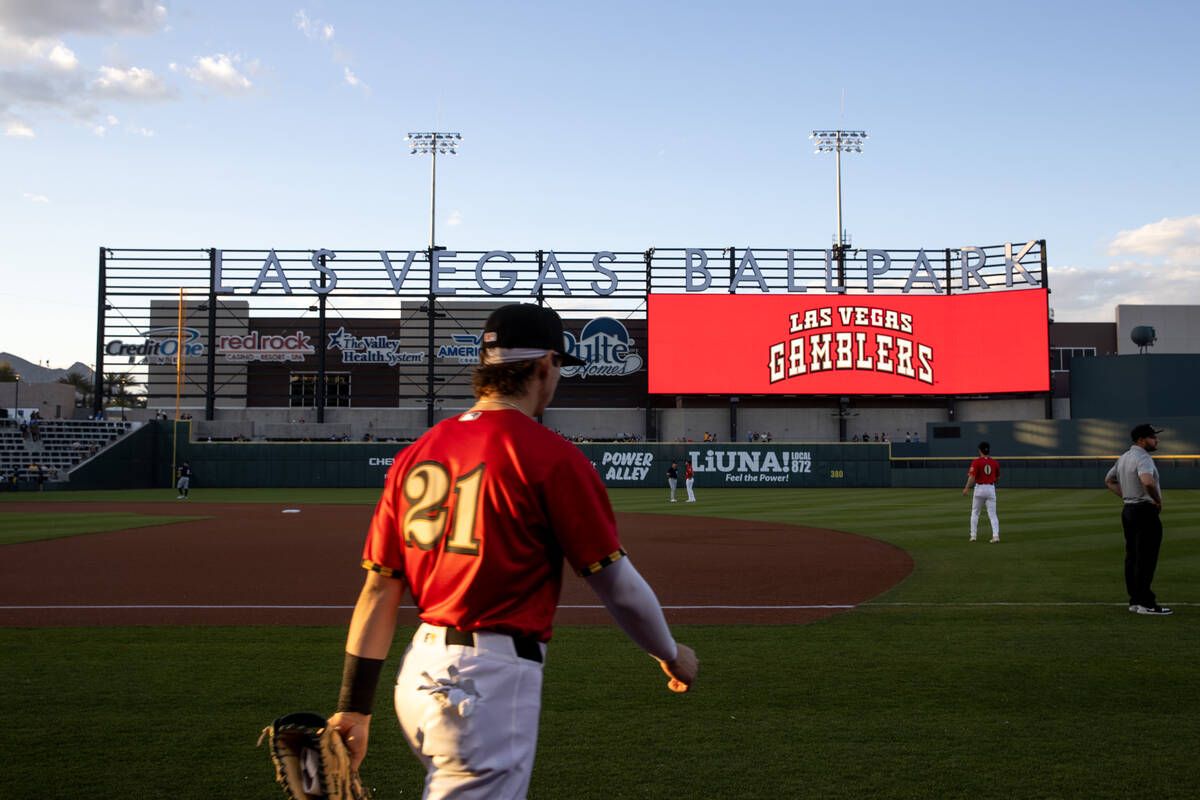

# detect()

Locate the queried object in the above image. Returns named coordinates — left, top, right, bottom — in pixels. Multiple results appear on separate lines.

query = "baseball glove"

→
left=259, top=712, right=368, bottom=800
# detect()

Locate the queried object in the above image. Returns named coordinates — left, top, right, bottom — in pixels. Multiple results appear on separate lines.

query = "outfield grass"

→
left=0, top=511, right=206, bottom=545
left=1, top=488, right=1197, bottom=799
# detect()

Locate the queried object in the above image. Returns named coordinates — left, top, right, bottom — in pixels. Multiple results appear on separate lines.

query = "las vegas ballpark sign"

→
left=648, top=289, right=1050, bottom=395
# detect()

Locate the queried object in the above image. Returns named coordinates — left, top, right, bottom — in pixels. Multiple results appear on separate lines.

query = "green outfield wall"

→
left=63, top=421, right=1200, bottom=490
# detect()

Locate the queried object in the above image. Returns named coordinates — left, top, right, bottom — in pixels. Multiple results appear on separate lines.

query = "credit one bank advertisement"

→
left=648, top=289, right=1049, bottom=395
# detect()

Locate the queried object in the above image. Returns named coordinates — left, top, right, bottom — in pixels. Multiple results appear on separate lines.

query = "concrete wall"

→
left=0, top=381, right=77, bottom=420
left=953, top=397, right=1046, bottom=422
left=924, top=416, right=1200, bottom=457
left=543, top=407, right=647, bottom=439
left=184, top=396, right=1060, bottom=444
left=1116, top=305, right=1200, bottom=355
left=1070, top=354, right=1200, bottom=420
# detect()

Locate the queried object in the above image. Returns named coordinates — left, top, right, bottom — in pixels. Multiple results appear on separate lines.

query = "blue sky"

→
left=3, top=0, right=1199, bottom=368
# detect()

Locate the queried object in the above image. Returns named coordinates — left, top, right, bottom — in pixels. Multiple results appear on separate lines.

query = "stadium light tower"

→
left=810, top=130, right=867, bottom=250
left=405, top=132, right=462, bottom=250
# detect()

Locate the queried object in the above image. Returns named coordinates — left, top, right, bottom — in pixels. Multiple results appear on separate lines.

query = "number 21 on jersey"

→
left=402, top=461, right=485, bottom=555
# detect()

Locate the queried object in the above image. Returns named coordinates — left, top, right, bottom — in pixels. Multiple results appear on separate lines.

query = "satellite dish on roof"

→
left=1131, top=325, right=1157, bottom=354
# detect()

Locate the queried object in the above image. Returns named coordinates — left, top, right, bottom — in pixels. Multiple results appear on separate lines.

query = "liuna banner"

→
left=648, top=289, right=1049, bottom=395
left=575, top=443, right=890, bottom=488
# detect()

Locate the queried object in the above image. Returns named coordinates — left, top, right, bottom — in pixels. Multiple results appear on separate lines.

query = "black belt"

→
left=443, top=627, right=543, bottom=664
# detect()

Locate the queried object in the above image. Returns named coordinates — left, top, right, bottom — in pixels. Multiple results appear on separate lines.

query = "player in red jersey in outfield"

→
left=963, top=441, right=1001, bottom=543
left=328, top=303, right=698, bottom=800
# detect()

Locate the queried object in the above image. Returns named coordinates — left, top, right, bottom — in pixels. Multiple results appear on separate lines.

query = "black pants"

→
left=1121, top=503, right=1163, bottom=608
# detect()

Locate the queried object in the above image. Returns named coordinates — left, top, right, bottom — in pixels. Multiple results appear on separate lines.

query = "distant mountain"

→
left=0, top=353, right=93, bottom=384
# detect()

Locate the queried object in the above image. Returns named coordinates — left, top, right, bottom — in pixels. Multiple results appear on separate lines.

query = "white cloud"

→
left=91, top=65, right=170, bottom=99
left=128, top=124, right=153, bottom=136
left=1109, top=215, right=1200, bottom=264
left=297, top=9, right=367, bottom=90
left=4, top=118, right=34, bottom=136
left=1050, top=215, right=1200, bottom=322
left=446, top=210, right=463, bottom=227
left=0, top=3, right=172, bottom=139
left=295, top=10, right=334, bottom=41
left=343, top=65, right=368, bottom=92
left=0, top=28, right=79, bottom=70
left=22, top=191, right=49, bottom=203
left=182, top=53, right=254, bottom=94
left=0, top=1, right=167, bottom=37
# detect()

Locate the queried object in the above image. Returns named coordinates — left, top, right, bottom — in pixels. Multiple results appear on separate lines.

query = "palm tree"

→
left=103, top=372, right=148, bottom=409
left=0, top=361, right=15, bottom=382
left=57, top=371, right=94, bottom=408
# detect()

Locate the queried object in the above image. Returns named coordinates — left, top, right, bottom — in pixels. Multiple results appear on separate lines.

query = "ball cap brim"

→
left=481, top=303, right=586, bottom=367
left=1130, top=423, right=1163, bottom=441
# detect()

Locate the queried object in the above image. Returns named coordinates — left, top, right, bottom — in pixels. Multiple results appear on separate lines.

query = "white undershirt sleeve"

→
left=584, top=557, right=678, bottom=663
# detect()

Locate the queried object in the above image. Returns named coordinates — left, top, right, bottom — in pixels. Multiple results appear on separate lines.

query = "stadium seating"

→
left=0, top=419, right=137, bottom=486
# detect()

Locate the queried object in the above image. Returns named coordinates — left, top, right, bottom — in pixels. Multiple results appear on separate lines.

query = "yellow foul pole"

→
left=171, top=288, right=185, bottom=486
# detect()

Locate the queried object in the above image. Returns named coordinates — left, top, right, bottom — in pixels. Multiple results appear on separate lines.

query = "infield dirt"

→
left=0, top=502, right=912, bottom=627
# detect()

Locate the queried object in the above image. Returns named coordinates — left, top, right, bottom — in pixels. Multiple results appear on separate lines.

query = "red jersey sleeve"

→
left=361, top=460, right=406, bottom=578
left=541, top=444, right=623, bottom=576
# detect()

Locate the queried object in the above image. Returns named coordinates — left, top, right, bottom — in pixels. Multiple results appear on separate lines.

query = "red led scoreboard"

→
left=648, top=288, right=1050, bottom=395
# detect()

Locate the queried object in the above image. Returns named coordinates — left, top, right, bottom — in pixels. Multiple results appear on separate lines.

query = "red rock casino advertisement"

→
left=648, top=289, right=1049, bottom=395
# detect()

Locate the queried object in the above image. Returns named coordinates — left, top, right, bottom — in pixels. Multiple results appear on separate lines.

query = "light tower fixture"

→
left=405, top=131, right=462, bottom=250
left=810, top=129, right=867, bottom=249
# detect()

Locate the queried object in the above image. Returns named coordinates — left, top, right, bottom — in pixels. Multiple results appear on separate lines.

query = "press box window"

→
left=1050, top=347, right=1096, bottom=373
left=289, top=372, right=351, bottom=407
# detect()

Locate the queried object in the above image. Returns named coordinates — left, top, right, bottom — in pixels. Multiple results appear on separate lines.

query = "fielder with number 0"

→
left=328, top=303, right=698, bottom=800
left=962, top=441, right=1000, bottom=543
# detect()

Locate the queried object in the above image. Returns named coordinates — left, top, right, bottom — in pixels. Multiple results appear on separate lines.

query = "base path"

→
left=0, top=503, right=912, bottom=627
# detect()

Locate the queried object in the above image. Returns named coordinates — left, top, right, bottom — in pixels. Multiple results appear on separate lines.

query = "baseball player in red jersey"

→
left=327, top=304, right=698, bottom=799
left=963, top=441, right=1000, bottom=542
left=684, top=460, right=696, bottom=502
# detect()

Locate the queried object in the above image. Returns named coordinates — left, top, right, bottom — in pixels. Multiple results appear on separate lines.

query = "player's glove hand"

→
left=259, top=711, right=369, bottom=799
left=660, top=643, right=698, bottom=693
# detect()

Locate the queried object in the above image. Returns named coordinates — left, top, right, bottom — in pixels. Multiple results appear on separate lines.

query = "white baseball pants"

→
left=668, top=477, right=677, bottom=501
left=685, top=478, right=695, bottom=502
left=970, top=484, right=999, bottom=539
left=395, top=623, right=546, bottom=800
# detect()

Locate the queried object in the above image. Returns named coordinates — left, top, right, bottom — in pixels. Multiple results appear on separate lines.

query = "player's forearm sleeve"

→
left=584, top=557, right=678, bottom=663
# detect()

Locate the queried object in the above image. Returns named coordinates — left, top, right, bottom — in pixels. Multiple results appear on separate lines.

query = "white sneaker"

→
left=990, top=537, right=1000, bottom=543
left=1129, top=604, right=1142, bottom=613
left=670, top=498, right=676, bottom=503
left=1136, top=605, right=1173, bottom=616
left=969, top=536, right=976, bottom=542
left=177, top=495, right=184, bottom=499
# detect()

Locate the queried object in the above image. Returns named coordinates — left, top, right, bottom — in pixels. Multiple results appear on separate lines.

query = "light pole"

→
left=405, top=131, right=462, bottom=250
left=13, top=373, right=19, bottom=418
left=810, top=129, right=867, bottom=252
left=811, top=129, right=866, bottom=446
left=406, top=131, right=462, bottom=429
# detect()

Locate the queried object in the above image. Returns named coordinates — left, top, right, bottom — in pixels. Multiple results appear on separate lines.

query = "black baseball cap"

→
left=481, top=304, right=585, bottom=367
left=1130, top=424, right=1163, bottom=441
